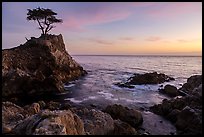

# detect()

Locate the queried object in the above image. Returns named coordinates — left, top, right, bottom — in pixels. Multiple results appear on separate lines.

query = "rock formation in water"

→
left=2, top=34, right=87, bottom=103
left=179, top=75, right=202, bottom=94
left=127, top=72, right=175, bottom=85
left=116, top=72, right=175, bottom=88
left=158, top=84, right=180, bottom=97
left=150, top=75, right=202, bottom=135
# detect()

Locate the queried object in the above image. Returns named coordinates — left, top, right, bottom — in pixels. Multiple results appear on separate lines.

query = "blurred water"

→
left=63, top=55, right=202, bottom=109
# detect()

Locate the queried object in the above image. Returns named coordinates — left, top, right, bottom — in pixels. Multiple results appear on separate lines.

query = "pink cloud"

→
left=145, top=2, right=201, bottom=19
left=129, top=2, right=158, bottom=7
left=58, top=6, right=131, bottom=32
left=119, top=37, right=135, bottom=41
left=146, top=36, right=162, bottom=42
left=177, top=39, right=198, bottom=43
left=162, top=40, right=171, bottom=43
left=88, top=38, right=113, bottom=45
left=57, top=2, right=201, bottom=32
left=177, top=39, right=189, bottom=43
left=94, top=40, right=113, bottom=45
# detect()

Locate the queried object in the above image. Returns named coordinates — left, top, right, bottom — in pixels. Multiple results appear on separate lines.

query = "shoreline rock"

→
left=3, top=73, right=201, bottom=136
left=13, top=109, right=85, bottom=135
left=103, top=104, right=143, bottom=128
left=2, top=101, right=141, bottom=135
left=73, top=108, right=115, bottom=135
left=2, top=34, right=87, bottom=104
left=150, top=75, right=202, bottom=135
left=179, top=75, right=202, bottom=94
left=111, top=120, right=137, bottom=135
left=159, top=84, right=180, bottom=97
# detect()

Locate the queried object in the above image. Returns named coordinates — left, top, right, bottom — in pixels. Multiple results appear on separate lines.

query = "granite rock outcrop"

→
left=2, top=34, right=87, bottom=103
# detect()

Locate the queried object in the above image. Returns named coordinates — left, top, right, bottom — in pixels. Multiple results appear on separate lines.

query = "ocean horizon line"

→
left=72, top=54, right=202, bottom=57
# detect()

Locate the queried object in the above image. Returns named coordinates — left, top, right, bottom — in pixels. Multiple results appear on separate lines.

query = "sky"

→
left=2, top=2, right=202, bottom=56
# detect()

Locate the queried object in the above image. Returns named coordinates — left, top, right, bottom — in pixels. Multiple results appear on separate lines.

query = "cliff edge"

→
left=2, top=34, right=87, bottom=102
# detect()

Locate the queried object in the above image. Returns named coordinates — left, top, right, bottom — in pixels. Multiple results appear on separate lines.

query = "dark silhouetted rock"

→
left=115, top=83, right=135, bottom=88
left=127, top=72, right=175, bottom=85
left=179, top=75, right=202, bottom=94
left=175, top=106, right=202, bottom=135
left=150, top=75, right=202, bottom=135
left=2, top=34, right=87, bottom=103
left=163, top=84, right=179, bottom=97
left=150, top=99, right=173, bottom=116
left=166, top=109, right=181, bottom=123
left=192, top=84, right=202, bottom=98
left=104, top=104, right=143, bottom=128
left=117, top=72, right=175, bottom=88
left=150, top=97, right=202, bottom=135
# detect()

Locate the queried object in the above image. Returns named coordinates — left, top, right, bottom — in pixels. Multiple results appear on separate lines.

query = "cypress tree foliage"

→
left=27, top=7, right=63, bottom=35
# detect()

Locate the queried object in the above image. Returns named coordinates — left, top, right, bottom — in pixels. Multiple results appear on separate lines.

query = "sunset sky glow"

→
left=2, top=2, right=202, bottom=56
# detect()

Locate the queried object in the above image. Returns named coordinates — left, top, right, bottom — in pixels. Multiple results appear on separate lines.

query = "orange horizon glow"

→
left=66, top=37, right=202, bottom=56
left=3, top=2, right=202, bottom=56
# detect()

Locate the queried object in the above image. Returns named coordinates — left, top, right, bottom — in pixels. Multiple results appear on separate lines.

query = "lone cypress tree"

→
left=27, top=7, right=63, bottom=35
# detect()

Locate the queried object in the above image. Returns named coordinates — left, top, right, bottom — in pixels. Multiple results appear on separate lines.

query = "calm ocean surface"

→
left=62, top=55, right=202, bottom=109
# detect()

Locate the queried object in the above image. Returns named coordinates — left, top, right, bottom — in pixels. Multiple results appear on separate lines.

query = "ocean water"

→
left=62, top=55, right=202, bottom=109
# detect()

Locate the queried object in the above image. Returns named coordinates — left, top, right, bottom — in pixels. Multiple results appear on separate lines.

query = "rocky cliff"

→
left=2, top=34, right=87, bottom=102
